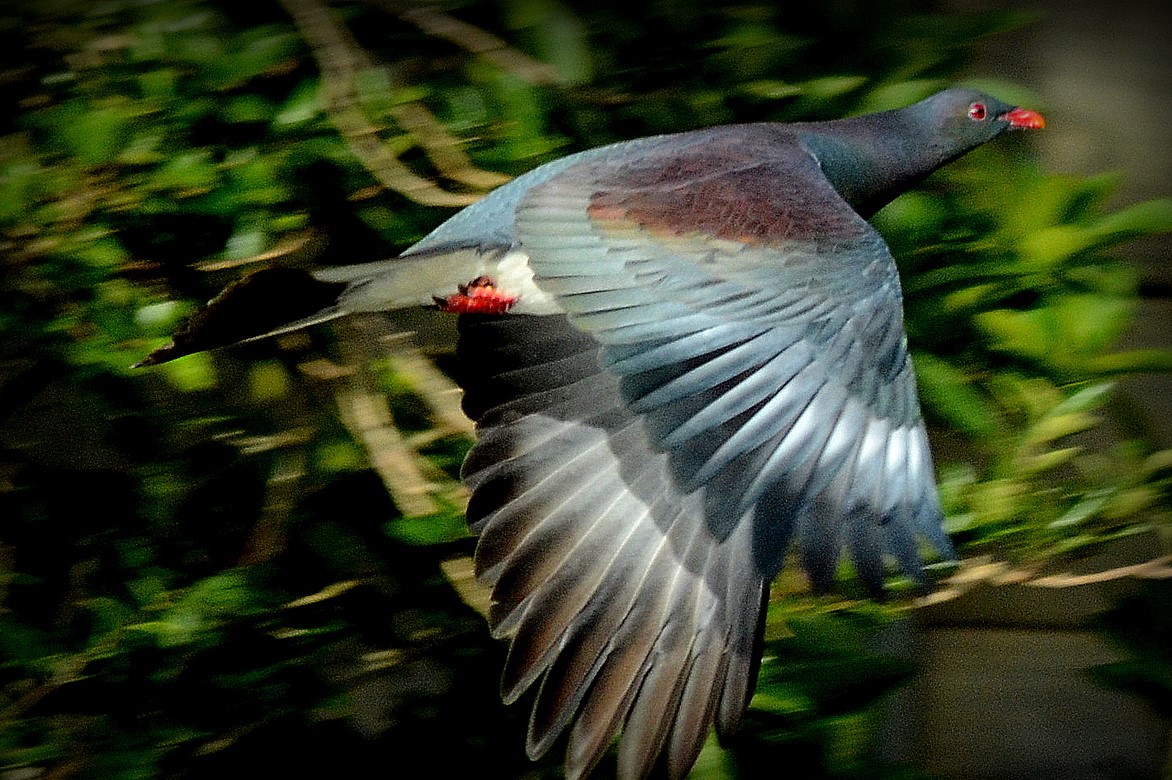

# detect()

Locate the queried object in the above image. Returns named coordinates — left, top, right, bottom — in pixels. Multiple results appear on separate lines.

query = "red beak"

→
left=1004, top=107, right=1046, bottom=129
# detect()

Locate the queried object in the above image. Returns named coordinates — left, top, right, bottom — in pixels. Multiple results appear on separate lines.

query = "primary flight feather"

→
left=139, top=87, right=1044, bottom=779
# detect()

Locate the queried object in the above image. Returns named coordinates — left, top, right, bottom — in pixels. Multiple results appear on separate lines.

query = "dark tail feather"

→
left=133, top=267, right=346, bottom=367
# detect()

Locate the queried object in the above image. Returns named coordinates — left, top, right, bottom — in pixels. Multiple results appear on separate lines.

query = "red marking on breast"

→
left=434, top=276, right=518, bottom=315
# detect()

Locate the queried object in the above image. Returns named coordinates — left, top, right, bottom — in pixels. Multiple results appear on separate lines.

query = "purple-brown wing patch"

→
left=585, top=132, right=870, bottom=247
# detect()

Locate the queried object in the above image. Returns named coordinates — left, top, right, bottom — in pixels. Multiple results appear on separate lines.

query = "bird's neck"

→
left=798, top=111, right=962, bottom=219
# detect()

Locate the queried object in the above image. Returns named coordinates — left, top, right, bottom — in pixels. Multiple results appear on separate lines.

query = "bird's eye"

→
left=967, top=102, right=987, bottom=121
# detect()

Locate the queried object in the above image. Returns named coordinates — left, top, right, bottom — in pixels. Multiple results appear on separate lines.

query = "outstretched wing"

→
left=458, top=313, right=768, bottom=780
left=457, top=126, right=952, bottom=780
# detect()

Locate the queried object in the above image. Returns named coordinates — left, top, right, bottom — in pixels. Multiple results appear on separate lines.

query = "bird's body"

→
left=140, top=88, right=1043, bottom=779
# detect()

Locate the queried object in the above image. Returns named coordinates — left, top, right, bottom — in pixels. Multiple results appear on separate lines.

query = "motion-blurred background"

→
left=1, top=1, right=1169, bottom=778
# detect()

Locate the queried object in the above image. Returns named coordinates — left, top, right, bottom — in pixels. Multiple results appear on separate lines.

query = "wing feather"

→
left=458, top=314, right=768, bottom=779
left=452, top=128, right=952, bottom=780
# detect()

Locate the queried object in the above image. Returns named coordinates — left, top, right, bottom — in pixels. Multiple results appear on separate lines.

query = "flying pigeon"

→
left=138, top=87, right=1044, bottom=779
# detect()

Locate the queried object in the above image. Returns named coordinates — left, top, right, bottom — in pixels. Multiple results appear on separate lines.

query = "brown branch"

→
left=324, top=316, right=468, bottom=517
left=283, top=579, right=361, bottom=608
left=278, top=0, right=507, bottom=205
left=1029, top=554, right=1172, bottom=587
left=377, top=333, right=475, bottom=438
left=917, top=552, right=1172, bottom=607
left=194, top=230, right=321, bottom=272
left=439, top=556, right=491, bottom=619
left=370, top=0, right=561, bottom=86
left=385, top=100, right=511, bottom=190
left=335, top=382, right=440, bottom=516
left=304, top=316, right=483, bottom=614
left=237, top=451, right=306, bottom=566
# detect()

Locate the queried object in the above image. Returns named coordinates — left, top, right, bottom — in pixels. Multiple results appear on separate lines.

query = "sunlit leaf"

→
left=913, top=352, right=999, bottom=438
left=159, top=350, right=217, bottom=391
left=273, top=79, right=322, bottom=127
left=0, top=160, right=40, bottom=223
left=150, top=150, right=220, bottom=195
left=1047, top=382, right=1114, bottom=417
left=222, top=94, right=274, bottom=123
left=384, top=509, right=471, bottom=546
left=1049, top=490, right=1112, bottom=529
left=55, top=101, right=137, bottom=165
left=1090, top=198, right=1172, bottom=241
left=249, top=361, right=290, bottom=401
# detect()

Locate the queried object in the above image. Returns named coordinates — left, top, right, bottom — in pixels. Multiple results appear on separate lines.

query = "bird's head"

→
left=804, top=87, right=1045, bottom=218
left=922, top=87, right=1046, bottom=148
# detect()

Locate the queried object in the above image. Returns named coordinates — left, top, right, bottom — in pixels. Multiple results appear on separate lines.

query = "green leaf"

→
left=150, top=150, right=219, bottom=195
left=1090, top=198, right=1172, bottom=241
left=994, top=172, right=1086, bottom=240
left=315, top=440, right=365, bottom=473
left=913, top=353, right=1000, bottom=438
left=0, top=160, right=39, bottom=223
left=483, top=70, right=563, bottom=161
left=55, top=101, right=137, bottom=165
left=1105, top=485, right=1161, bottom=519
left=856, top=79, right=944, bottom=113
left=976, top=294, right=1133, bottom=369
left=1049, top=489, right=1112, bottom=529
left=750, top=689, right=814, bottom=716
left=1018, top=445, right=1081, bottom=475
left=159, top=351, right=218, bottom=392
left=223, top=224, right=266, bottom=258
left=0, top=620, right=54, bottom=665
left=199, top=27, right=299, bottom=90
left=1021, top=383, right=1111, bottom=446
left=86, top=596, right=134, bottom=635
left=1018, top=224, right=1095, bottom=268
left=1023, top=411, right=1097, bottom=447
left=134, top=300, right=187, bottom=333
left=273, top=79, right=322, bottom=127
left=384, top=509, right=470, bottom=546
left=797, top=75, right=869, bottom=99
left=221, top=94, right=274, bottom=123
left=248, top=361, right=289, bottom=401
left=1082, top=346, right=1172, bottom=374
left=135, top=572, right=255, bottom=647
left=137, top=67, right=180, bottom=101
left=118, top=131, right=167, bottom=165
left=73, top=235, right=130, bottom=268
left=740, top=79, right=804, bottom=101
left=1047, top=382, right=1114, bottom=417
left=513, top=0, right=592, bottom=85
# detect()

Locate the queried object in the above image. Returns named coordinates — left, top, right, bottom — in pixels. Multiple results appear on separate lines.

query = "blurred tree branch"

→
left=320, top=316, right=471, bottom=517
left=920, top=552, right=1172, bottom=607
left=278, top=0, right=510, bottom=206
left=365, top=0, right=561, bottom=86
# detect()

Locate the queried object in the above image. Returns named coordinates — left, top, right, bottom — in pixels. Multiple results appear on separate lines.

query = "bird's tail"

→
left=133, top=247, right=496, bottom=367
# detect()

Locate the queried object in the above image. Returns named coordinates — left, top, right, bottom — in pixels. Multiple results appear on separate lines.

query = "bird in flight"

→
left=138, top=87, right=1044, bottom=779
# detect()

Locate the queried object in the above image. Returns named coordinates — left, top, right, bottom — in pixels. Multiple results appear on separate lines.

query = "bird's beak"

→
left=1003, top=107, right=1046, bottom=130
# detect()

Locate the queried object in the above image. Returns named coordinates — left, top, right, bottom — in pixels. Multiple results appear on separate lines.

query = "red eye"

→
left=968, top=102, right=987, bottom=121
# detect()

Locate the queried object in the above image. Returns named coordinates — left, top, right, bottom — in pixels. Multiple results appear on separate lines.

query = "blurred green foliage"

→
left=1, top=0, right=1169, bottom=778
left=881, top=151, right=1172, bottom=562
